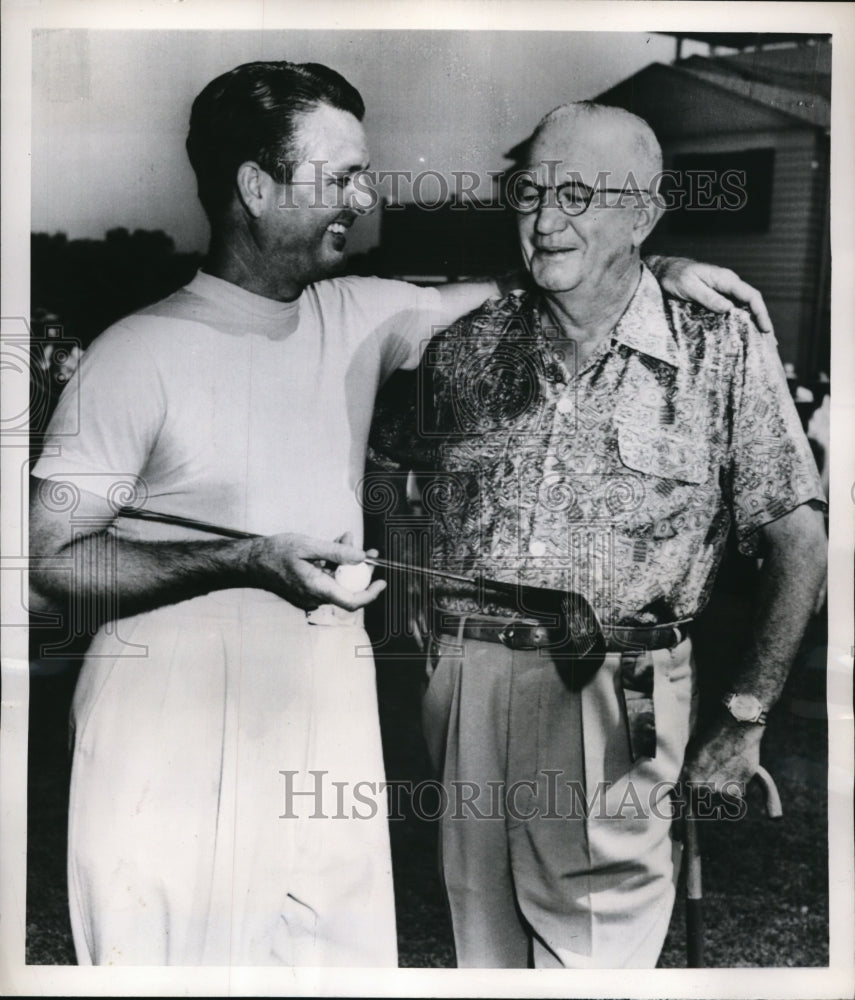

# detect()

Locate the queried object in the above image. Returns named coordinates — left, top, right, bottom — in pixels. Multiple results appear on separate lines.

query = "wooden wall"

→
left=643, top=128, right=829, bottom=373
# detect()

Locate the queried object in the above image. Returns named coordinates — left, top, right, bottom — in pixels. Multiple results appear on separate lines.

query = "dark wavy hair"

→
left=186, top=60, right=365, bottom=221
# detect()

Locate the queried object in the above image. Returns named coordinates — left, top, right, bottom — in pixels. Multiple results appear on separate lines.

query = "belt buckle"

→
left=498, top=621, right=550, bottom=650
left=498, top=622, right=520, bottom=649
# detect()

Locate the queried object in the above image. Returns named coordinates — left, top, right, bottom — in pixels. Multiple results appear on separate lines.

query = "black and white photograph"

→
left=1, top=1, right=853, bottom=997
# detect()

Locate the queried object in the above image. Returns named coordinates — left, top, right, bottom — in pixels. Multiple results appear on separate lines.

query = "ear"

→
left=235, top=161, right=271, bottom=219
left=630, top=194, right=664, bottom=248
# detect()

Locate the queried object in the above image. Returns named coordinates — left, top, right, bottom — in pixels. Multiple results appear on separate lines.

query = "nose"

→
left=347, top=174, right=379, bottom=216
left=533, top=202, right=569, bottom=236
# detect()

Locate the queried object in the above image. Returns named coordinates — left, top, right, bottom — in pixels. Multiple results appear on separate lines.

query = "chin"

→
left=531, top=268, right=581, bottom=294
left=308, top=253, right=348, bottom=283
left=528, top=255, right=576, bottom=290
left=324, top=253, right=349, bottom=278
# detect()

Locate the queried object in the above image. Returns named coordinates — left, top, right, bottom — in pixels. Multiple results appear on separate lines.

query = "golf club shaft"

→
left=117, top=505, right=485, bottom=588
left=683, top=765, right=783, bottom=967
left=118, top=506, right=261, bottom=539
left=364, top=555, right=482, bottom=587
left=685, top=809, right=704, bottom=968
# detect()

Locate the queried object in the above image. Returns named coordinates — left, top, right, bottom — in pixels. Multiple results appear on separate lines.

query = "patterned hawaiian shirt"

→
left=368, top=265, right=825, bottom=628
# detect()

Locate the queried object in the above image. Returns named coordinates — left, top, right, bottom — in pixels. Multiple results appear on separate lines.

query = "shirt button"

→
left=556, top=396, right=573, bottom=415
left=528, top=539, right=547, bottom=557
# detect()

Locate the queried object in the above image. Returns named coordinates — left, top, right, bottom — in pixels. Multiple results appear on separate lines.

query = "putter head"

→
left=552, top=591, right=607, bottom=689
left=481, top=580, right=607, bottom=688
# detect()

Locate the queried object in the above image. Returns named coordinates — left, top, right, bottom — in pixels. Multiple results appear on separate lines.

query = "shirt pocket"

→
left=616, top=420, right=709, bottom=485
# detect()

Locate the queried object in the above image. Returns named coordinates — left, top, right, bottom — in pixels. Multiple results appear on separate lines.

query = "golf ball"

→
left=334, top=561, right=374, bottom=592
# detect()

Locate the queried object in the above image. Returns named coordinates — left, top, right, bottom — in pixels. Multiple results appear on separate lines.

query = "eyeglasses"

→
left=510, top=179, right=649, bottom=217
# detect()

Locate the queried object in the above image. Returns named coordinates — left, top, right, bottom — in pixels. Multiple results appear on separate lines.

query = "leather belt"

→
left=432, top=611, right=688, bottom=653
left=432, top=610, right=691, bottom=762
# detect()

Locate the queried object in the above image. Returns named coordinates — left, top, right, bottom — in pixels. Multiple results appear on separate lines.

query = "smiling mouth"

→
left=325, top=221, right=351, bottom=253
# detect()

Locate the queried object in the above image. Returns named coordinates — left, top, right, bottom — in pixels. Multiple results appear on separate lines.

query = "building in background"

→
left=597, top=36, right=831, bottom=380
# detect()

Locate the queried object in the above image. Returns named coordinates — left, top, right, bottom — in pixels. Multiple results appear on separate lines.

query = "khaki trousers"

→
left=422, top=630, right=696, bottom=968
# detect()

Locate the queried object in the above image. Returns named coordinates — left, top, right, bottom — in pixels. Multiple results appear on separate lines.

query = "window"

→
left=663, top=148, right=775, bottom=236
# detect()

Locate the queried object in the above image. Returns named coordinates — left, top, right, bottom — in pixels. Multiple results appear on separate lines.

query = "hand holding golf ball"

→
left=334, top=560, right=374, bottom=592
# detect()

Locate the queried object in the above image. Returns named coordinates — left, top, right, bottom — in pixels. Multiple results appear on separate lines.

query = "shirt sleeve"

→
left=337, top=277, right=444, bottom=382
left=726, top=314, right=826, bottom=556
left=32, top=321, right=166, bottom=505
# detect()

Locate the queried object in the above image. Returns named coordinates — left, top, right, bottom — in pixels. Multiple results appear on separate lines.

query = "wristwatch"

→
left=721, top=691, right=768, bottom=725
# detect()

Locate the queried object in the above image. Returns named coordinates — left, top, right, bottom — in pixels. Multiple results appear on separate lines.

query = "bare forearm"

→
left=731, top=508, right=827, bottom=707
left=30, top=533, right=255, bottom=624
left=30, top=479, right=387, bottom=621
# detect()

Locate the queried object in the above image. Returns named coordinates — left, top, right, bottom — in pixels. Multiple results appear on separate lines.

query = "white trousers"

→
left=68, top=590, right=395, bottom=966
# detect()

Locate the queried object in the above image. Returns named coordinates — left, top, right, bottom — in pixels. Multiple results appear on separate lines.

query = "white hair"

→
left=529, top=101, right=663, bottom=182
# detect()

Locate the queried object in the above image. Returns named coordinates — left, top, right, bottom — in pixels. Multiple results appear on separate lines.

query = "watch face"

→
left=728, top=693, right=764, bottom=722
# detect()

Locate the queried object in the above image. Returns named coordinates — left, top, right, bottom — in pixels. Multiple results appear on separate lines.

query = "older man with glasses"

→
left=374, top=101, right=827, bottom=968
